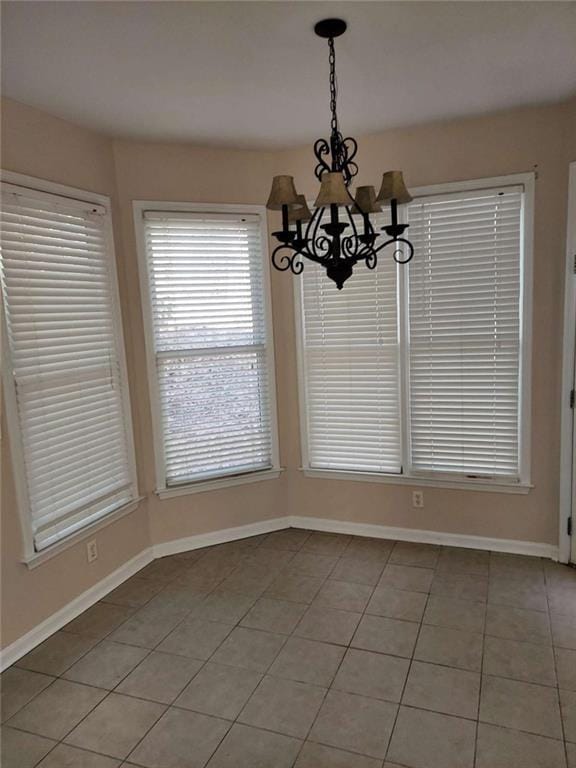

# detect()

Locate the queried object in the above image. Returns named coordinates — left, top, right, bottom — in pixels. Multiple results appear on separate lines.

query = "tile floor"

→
left=1, top=528, right=575, bottom=768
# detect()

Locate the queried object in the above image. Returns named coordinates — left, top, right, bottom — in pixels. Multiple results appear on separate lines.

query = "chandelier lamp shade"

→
left=266, top=18, right=415, bottom=289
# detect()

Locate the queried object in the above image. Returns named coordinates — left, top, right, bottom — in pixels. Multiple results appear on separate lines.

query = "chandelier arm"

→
left=374, top=236, right=415, bottom=264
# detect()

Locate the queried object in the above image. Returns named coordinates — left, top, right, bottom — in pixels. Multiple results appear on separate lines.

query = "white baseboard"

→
left=0, top=548, right=153, bottom=671
left=288, top=515, right=559, bottom=560
left=153, top=516, right=292, bottom=558
left=2, top=513, right=559, bottom=670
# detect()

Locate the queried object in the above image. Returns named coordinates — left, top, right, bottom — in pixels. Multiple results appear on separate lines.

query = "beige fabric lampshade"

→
left=314, top=172, right=351, bottom=208
left=266, top=175, right=300, bottom=210
left=353, top=186, right=382, bottom=214
left=376, top=171, right=413, bottom=204
left=289, top=195, right=312, bottom=222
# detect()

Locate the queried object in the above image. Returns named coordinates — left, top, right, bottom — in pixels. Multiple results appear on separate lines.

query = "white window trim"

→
left=133, top=200, right=281, bottom=498
left=295, top=173, right=534, bottom=493
left=0, top=170, right=140, bottom=563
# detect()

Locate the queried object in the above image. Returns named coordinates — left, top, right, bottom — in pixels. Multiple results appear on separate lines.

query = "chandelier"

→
left=266, top=18, right=415, bottom=289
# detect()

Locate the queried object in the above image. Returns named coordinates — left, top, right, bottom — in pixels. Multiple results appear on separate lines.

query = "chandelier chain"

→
left=328, top=37, right=338, bottom=135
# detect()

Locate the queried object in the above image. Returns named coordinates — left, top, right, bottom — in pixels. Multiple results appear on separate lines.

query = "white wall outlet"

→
left=412, top=490, right=424, bottom=509
left=86, top=540, right=98, bottom=563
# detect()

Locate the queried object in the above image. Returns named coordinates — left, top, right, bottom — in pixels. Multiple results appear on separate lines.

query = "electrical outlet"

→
left=86, top=540, right=98, bottom=563
left=412, top=490, right=424, bottom=509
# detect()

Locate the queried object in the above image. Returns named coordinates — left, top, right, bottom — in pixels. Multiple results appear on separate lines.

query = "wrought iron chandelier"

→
left=266, top=18, right=415, bottom=289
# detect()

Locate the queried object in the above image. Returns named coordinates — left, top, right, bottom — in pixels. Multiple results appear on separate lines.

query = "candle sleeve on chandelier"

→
left=288, top=195, right=312, bottom=222
left=314, top=172, right=352, bottom=207
left=376, top=171, right=413, bottom=204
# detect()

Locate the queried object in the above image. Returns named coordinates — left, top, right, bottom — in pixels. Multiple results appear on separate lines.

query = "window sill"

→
left=301, top=468, right=532, bottom=494
left=156, top=468, right=284, bottom=499
left=23, top=496, right=145, bottom=570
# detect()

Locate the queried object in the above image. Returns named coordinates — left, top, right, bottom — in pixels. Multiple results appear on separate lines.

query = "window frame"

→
left=1, top=171, right=140, bottom=563
left=133, top=200, right=281, bottom=497
left=295, top=173, right=534, bottom=493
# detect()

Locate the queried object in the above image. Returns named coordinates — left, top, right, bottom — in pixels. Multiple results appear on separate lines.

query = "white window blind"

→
left=300, top=226, right=401, bottom=474
left=1, top=182, right=137, bottom=551
left=407, top=186, right=523, bottom=479
left=142, top=210, right=276, bottom=487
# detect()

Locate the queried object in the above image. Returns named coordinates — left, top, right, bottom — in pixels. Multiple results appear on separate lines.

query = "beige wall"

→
left=2, top=96, right=574, bottom=649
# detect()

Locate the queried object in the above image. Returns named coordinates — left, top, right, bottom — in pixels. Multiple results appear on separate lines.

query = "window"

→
left=297, top=175, right=533, bottom=488
left=1, top=179, right=138, bottom=552
left=137, top=205, right=278, bottom=491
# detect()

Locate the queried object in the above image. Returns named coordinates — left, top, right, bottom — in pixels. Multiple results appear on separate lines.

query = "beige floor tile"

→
left=218, top=565, right=276, bottom=598
left=8, top=679, right=106, bottom=740
left=344, top=537, right=393, bottom=561
left=551, top=613, right=576, bottom=650
left=380, top=564, right=434, bottom=593
left=0, top=726, right=55, bottom=768
left=206, top=723, right=301, bottom=767
left=548, top=588, right=576, bottom=620
left=561, top=689, right=576, bottom=743
left=310, top=689, right=397, bottom=759
left=351, top=615, right=419, bottom=658
left=431, top=572, right=488, bottom=602
left=63, top=641, right=148, bottom=689
left=194, top=592, right=256, bottom=624
left=423, top=595, right=486, bottom=633
left=116, top=651, right=203, bottom=704
left=329, top=557, right=385, bottom=586
left=144, top=586, right=207, bottom=617
left=286, top=552, right=339, bottom=578
left=157, top=618, right=232, bottom=660
left=488, top=577, right=548, bottom=612
left=63, top=603, right=135, bottom=640
left=268, top=637, right=345, bottom=686
left=294, top=605, right=362, bottom=646
left=295, top=741, right=381, bottom=767
left=242, top=548, right=296, bottom=571
left=402, top=660, right=480, bottom=719
left=261, top=529, right=312, bottom=551
left=175, top=662, right=262, bottom=719
left=415, top=624, right=483, bottom=671
left=16, top=631, right=97, bottom=676
left=210, top=627, right=285, bottom=672
left=37, top=744, right=121, bottom=767
left=102, top=577, right=163, bottom=608
left=332, top=648, right=409, bottom=702
left=137, top=557, right=188, bottom=584
left=387, top=706, right=476, bottom=768
left=108, top=609, right=182, bottom=650
left=0, top=668, right=54, bottom=723
left=437, top=547, right=489, bottom=576
left=483, top=636, right=557, bottom=685
left=303, top=533, right=351, bottom=556
left=265, top=573, right=324, bottom=604
left=366, top=585, right=427, bottom=622
left=240, top=598, right=307, bottom=635
left=239, top=675, right=325, bottom=738
left=568, top=742, right=576, bottom=768
left=389, top=542, right=440, bottom=569
left=479, top=674, right=563, bottom=738
left=476, top=722, right=567, bottom=768
left=313, top=579, right=373, bottom=612
left=64, top=693, right=165, bottom=759
left=486, top=604, right=551, bottom=644
left=556, top=648, right=576, bottom=691
left=128, top=708, right=230, bottom=768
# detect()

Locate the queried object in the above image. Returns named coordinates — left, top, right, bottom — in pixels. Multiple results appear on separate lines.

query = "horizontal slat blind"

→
left=407, top=186, right=523, bottom=478
left=143, top=211, right=274, bottom=485
left=1, top=183, right=136, bottom=550
left=300, top=218, right=401, bottom=473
